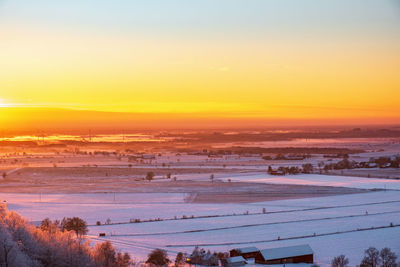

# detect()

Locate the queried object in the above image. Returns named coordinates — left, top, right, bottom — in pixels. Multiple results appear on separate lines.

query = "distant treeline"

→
left=157, top=128, right=400, bottom=143
left=1, top=128, right=399, bottom=148
left=323, top=156, right=400, bottom=171
left=201, top=147, right=364, bottom=155
left=0, top=140, right=159, bottom=148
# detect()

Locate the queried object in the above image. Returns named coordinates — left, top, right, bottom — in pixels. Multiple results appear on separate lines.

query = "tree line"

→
left=0, top=208, right=131, bottom=267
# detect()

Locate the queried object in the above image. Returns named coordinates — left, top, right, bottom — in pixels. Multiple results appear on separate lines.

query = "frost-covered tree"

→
left=0, top=209, right=132, bottom=267
left=188, top=247, right=222, bottom=266
left=0, top=228, right=33, bottom=267
left=189, top=246, right=203, bottom=265
left=93, top=241, right=117, bottom=267
left=40, top=217, right=60, bottom=235
left=116, top=252, right=132, bottom=267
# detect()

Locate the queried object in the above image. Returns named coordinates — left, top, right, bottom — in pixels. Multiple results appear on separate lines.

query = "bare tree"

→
left=175, top=252, right=185, bottom=267
left=380, top=248, right=397, bottom=267
left=331, top=255, right=349, bottom=267
left=61, top=217, right=88, bottom=238
left=116, top=252, right=132, bottom=267
left=146, top=249, right=170, bottom=266
left=360, top=247, right=380, bottom=267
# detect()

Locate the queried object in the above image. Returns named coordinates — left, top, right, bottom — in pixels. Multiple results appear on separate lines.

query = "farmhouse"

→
left=269, top=170, right=285, bottom=176
left=367, top=162, right=378, bottom=168
left=221, top=256, right=247, bottom=267
left=230, top=246, right=259, bottom=259
left=142, top=154, right=156, bottom=159
left=255, top=244, right=314, bottom=264
left=286, top=154, right=306, bottom=160
left=128, top=154, right=156, bottom=161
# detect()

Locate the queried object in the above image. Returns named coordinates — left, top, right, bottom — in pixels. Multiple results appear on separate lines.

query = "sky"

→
left=0, top=0, right=399, bottom=130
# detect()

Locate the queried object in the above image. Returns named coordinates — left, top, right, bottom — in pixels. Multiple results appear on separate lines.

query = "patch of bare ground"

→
left=0, top=170, right=369, bottom=203
left=9, top=167, right=231, bottom=178
left=186, top=183, right=370, bottom=203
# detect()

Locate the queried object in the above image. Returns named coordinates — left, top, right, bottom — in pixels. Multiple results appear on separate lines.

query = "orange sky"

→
left=0, top=1, right=399, bottom=131
left=0, top=107, right=398, bottom=134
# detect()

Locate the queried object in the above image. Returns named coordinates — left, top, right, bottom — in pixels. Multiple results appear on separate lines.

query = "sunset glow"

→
left=1, top=1, right=400, bottom=263
left=0, top=0, right=399, bottom=131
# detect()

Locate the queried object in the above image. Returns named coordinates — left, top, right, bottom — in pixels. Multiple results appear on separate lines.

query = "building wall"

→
left=230, top=250, right=259, bottom=259
left=255, top=254, right=314, bottom=264
left=242, top=252, right=259, bottom=259
left=222, top=259, right=247, bottom=267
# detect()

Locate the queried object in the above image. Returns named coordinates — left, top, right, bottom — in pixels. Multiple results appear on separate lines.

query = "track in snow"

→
left=109, top=209, right=400, bottom=237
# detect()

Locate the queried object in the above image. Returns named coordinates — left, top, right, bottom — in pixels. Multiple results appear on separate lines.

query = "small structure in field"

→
left=255, top=244, right=314, bottom=264
left=230, top=246, right=259, bottom=259
left=221, top=256, right=247, bottom=267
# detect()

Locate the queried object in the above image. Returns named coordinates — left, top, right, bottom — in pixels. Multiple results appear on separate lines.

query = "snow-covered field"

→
left=2, top=133, right=400, bottom=267
left=2, top=190, right=400, bottom=266
left=173, top=170, right=400, bottom=190
left=87, top=191, right=400, bottom=266
left=217, top=172, right=400, bottom=190
left=1, top=139, right=400, bottom=266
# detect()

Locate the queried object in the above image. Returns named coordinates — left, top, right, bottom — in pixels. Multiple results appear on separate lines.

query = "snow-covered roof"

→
left=260, top=245, right=313, bottom=261
left=236, top=246, right=259, bottom=254
left=227, top=256, right=247, bottom=263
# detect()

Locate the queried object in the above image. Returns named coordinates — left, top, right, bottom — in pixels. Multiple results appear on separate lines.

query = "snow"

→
left=260, top=244, right=313, bottom=261
left=227, top=256, right=246, bottom=263
left=235, top=247, right=259, bottom=254
left=2, top=190, right=400, bottom=266
left=219, top=173, right=400, bottom=190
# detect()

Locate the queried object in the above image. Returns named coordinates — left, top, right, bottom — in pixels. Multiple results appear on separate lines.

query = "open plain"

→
left=1, top=131, right=400, bottom=266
